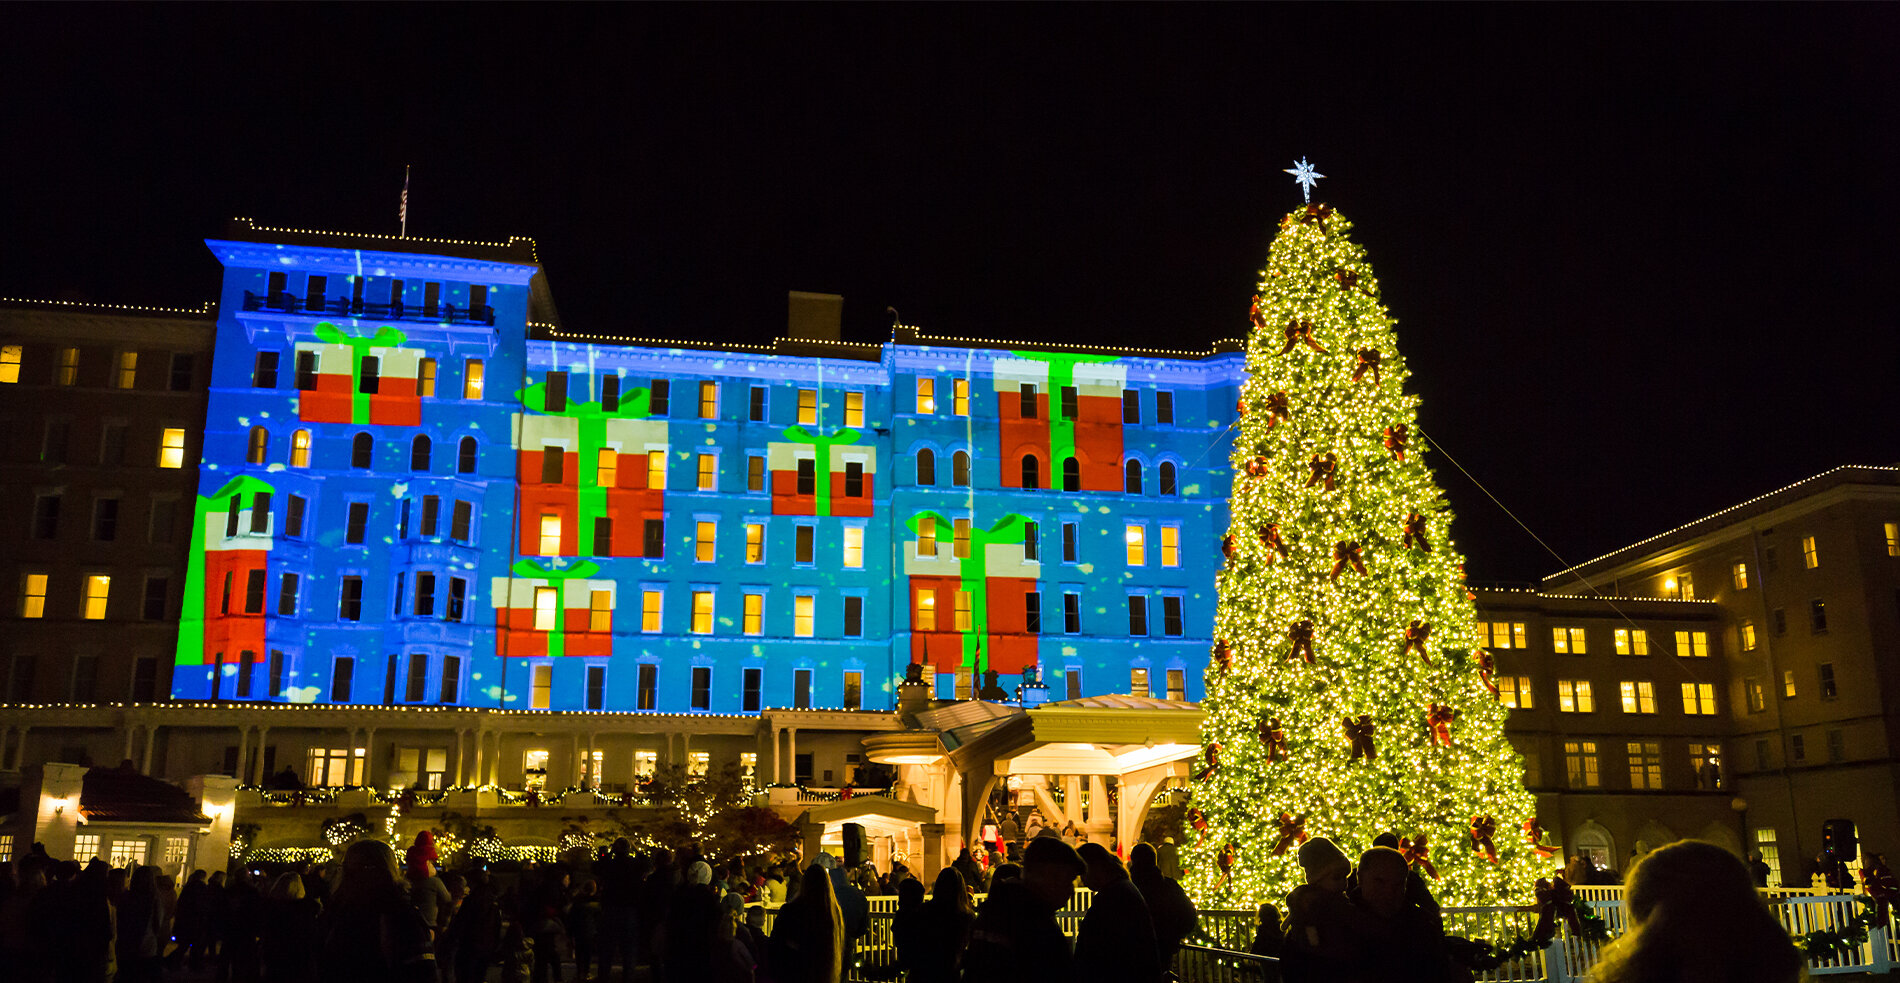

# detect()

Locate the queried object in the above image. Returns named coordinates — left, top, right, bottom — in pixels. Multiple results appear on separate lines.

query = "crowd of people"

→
left=0, top=825, right=1808, bottom=983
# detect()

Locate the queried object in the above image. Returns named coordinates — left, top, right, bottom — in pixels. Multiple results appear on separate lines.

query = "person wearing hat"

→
left=1280, top=837, right=1361, bottom=982
left=959, top=837, right=1087, bottom=982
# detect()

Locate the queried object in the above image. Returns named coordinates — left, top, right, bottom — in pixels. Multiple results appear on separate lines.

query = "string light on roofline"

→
left=1, top=296, right=217, bottom=316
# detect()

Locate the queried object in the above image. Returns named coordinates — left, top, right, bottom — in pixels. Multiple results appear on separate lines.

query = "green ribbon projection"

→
left=905, top=511, right=1031, bottom=674
left=781, top=425, right=862, bottom=516
left=516, top=380, right=653, bottom=557
left=1010, top=350, right=1119, bottom=482
left=313, top=321, right=408, bottom=425
left=510, top=559, right=601, bottom=658
left=175, top=474, right=277, bottom=667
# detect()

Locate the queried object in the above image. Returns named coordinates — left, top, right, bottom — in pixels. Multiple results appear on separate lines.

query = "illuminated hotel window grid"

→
left=1496, top=676, right=1532, bottom=709
left=1626, top=742, right=1663, bottom=790
left=797, top=389, right=817, bottom=425
left=1564, top=742, right=1600, bottom=788
left=1802, top=535, right=1819, bottom=569
left=1551, top=626, right=1586, bottom=654
left=1557, top=679, right=1594, bottom=713
left=1613, top=629, right=1649, bottom=656
left=916, top=378, right=935, bottom=414
left=1480, top=621, right=1528, bottom=649
left=1619, top=680, right=1656, bottom=714
left=1674, top=631, right=1709, bottom=657
left=1680, top=683, right=1718, bottom=715
left=1732, top=562, right=1749, bottom=590
left=697, top=454, right=716, bottom=491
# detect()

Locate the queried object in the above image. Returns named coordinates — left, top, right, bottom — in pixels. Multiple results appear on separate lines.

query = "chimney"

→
left=787, top=291, right=843, bottom=343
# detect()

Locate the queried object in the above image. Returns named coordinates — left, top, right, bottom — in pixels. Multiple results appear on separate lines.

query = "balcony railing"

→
left=242, top=290, right=496, bottom=326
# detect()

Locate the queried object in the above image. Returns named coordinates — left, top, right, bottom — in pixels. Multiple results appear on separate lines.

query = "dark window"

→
left=794, top=668, right=813, bottom=710
left=1021, top=455, right=1041, bottom=489
left=749, top=385, right=766, bottom=421
left=1019, top=383, right=1038, bottom=418
left=441, top=655, right=461, bottom=704
left=545, top=371, right=568, bottom=411
left=916, top=449, right=936, bottom=485
left=1066, top=669, right=1082, bottom=701
left=31, top=495, right=59, bottom=539
left=451, top=500, right=472, bottom=542
left=71, top=655, right=98, bottom=701
left=244, top=569, right=266, bottom=613
left=410, top=435, right=431, bottom=471
left=221, top=571, right=234, bottom=613
left=649, top=379, right=670, bottom=415
left=691, top=666, right=712, bottom=710
left=953, top=451, right=971, bottom=487
left=383, top=654, right=400, bottom=705
left=330, top=657, right=354, bottom=702
left=1023, top=521, right=1040, bottom=560
left=226, top=498, right=242, bottom=537
left=1122, top=389, right=1140, bottom=423
left=1125, top=460, right=1143, bottom=494
left=131, top=658, right=157, bottom=702
left=285, top=495, right=307, bottom=538
left=796, top=525, right=815, bottom=564
left=254, top=352, right=280, bottom=389
left=845, top=462, right=864, bottom=497
left=1063, top=522, right=1079, bottom=562
left=421, top=495, right=440, bottom=537
left=278, top=573, right=300, bottom=616
left=346, top=503, right=368, bottom=544
left=170, top=353, right=194, bottom=391
left=844, top=596, right=864, bottom=637
left=236, top=656, right=254, bottom=699
left=601, top=375, right=620, bottom=411
left=415, top=573, right=437, bottom=617
left=305, top=274, right=327, bottom=310
left=1060, top=385, right=1078, bottom=420
left=1159, top=461, right=1178, bottom=496
left=41, top=421, right=69, bottom=465
left=1162, top=595, right=1184, bottom=636
left=1064, top=592, right=1081, bottom=633
left=93, top=498, right=119, bottom=540
left=101, top=424, right=127, bottom=466
left=339, top=577, right=363, bottom=621
left=142, top=577, right=169, bottom=620
left=1811, top=599, right=1829, bottom=633
left=594, top=517, right=613, bottom=556
left=1025, top=592, right=1042, bottom=633
left=359, top=355, right=380, bottom=395
left=1772, top=607, right=1787, bottom=635
left=748, top=455, right=766, bottom=492
left=397, top=499, right=412, bottom=539
left=843, top=672, right=863, bottom=710
left=586, top=665, right=606, bottom=710
left=637, top=663, right=658, bottom=710
left=795, top=752, right=814, bottom=783
left=643, top=519, right=665, bottom=559
left=541, top=443, right=564, bottom=484
left=1156, top=390, right=1175, bottom=424
left=423, top=282, right=441, bottom=317
left=393, top=573, right=406, bottom=617
left=1820, top=662, right=1838, bottom=699
left=249, top=492, right=271, bottom=533
left=351, top=432, right=373, bottom=469
left=457, top=436, right=478, bottom=473
left=406, top=654, right=428, bottom=702
left=796, top=459, right=816, bottom=495
left=9, top=655, right=37, bottom=701
left=268, top=650, right=285, bottom=698
left=296, top=351, right=319, bottom=390
left=149, top=499, right=177, bottom=543
left=1062, top=458, right=1080, bottom=491
left=446, top=577, right=467, bottom=622
left=1129, top=596, right=1149, bottom=635
left=743, top=667, right=762, bottom=712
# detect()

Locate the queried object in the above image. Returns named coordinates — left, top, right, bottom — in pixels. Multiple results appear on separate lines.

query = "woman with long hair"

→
left=262, top=872, right=320, bottom=983
left=1589, top=840, right=1804, bottom=983
left=905, top=868, right=975, bottom=983
left=317, top=840, right=437, bottom=983
left=765, top=863, right=843, bottom=983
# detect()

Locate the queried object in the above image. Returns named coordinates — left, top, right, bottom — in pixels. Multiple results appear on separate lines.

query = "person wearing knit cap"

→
left=686, top=861, right=714, bottom=886
left=1280, top=837, right=1362, bottom=982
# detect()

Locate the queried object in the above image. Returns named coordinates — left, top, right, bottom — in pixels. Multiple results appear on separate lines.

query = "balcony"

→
left=242, top=290, right=496, bottom=326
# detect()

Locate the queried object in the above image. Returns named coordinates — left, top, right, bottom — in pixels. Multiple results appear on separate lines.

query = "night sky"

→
left=5, top=6, right=1894, bottom=581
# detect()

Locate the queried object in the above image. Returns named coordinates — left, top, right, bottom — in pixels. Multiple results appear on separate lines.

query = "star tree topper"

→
left=1284, top=157, right=1325, bottom=202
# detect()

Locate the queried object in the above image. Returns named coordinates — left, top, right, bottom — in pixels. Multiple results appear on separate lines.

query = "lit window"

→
left=687, top=749, right=710, bottom=776
left=533, top=587, right=557, bottom=631
left=794, top=595, right=815, bottom=637
left=1126, top=525, right=1146, bottom=566
left=1552, top=627, right=1586, bottom=654
left=952, top=378, right=969, bottom=415
left=0, top=345, right=20, bottom=383
left=1755, top=828, right=1783, bottom=885
left=529, top=665, right=552, bottom=710
left=646, top=450, right=666, bottom=490
left=745, top=522, right=765, bottom=563
left=597, top=449, right=618, bottom=487
left=1130, top=667, right=1150, bottom=698
left=743, top=593, right=763, bottom=635
left=590, top=590, right=612, bottom=632
left=1497, top=676, right=1533, bottom=709
left=1619, top=680, right=1656, bottom=714
left=115, top=351, right=138, bottom=389
left=74, top=834, right=102, bottom=860
left=797, top=389, right=817, bottom=425
left=20, top=574, right=48, bottom=618
left=1802, top=535, right=1819, bottom=569
left=916, top=378, right=936, bottom=414
left=953, top=518, right=972, bottom=559
left=1160, top=525, right=1180, bottom=567
left=695, top=520, right=716, bottom=562
left=416, top=357, right=436, bottom=397
left=845, top=391, right=864, bottom=427
left=915, top=588, right=937, bottom=631
left=842, top=526, right=864, bottom=568
left=697, top=454, right=716, bottom=490
left=1613, top=628, right=1649, bottom=655
left=158, top=428, right=186, bottom=468
left=642, top=590, right=663, bottom=633
left=463, top=359, right=484, bottom=399
left=1480, top=621, right=1529, bottom=649
left=1740, top=622, right=1757, bottom=651
left=1557, top=679, right=1594, bottom=713
left=1886, top=522, right=1899, bottom=557
left=82, top=575, right=110, bottom=620
left=1627, top=742, right=1663, bottom=789
left=289, top=429, right=311, bottom=468
left=1674, top=630, right=1709, bottom=657
left=633, top=749, right=658, bottom=778
left=1731, top=562, right=1749, bottom=590
left=698, top=381, right=718, bottom=419
left=1564, top=741, right=1599, bottom=788
left=1166, top=668, right=1185, bottom=701
left=954, top=590, right=973, bottom=631
left=56, top=347, right=78, bottom=386
left=1746, top=678, right=1765, bottom=712
left=1676, top=572, right=1695, bottom=599
left=692, top=591, right=714, bottom=634
left=1783, top=669, right=1796, bottom=699
left=1681, top=682, right=1718, bottom=715
left=538, top=514, right=562, bottom=555
left=917, top=516, right=938, bottom=556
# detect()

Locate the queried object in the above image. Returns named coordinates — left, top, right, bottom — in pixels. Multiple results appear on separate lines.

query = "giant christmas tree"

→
left=1185, top=178, right=1547, bottom=908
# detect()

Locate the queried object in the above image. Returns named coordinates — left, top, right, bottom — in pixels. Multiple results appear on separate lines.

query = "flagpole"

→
left=400, top=165, right=410, bottom=238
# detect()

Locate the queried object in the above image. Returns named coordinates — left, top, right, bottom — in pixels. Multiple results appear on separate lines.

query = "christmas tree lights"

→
left=1185, top=201, right=1544, bottom=909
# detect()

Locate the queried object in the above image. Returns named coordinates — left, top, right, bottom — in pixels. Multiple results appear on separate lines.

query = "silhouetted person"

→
left=261, top=872, right=319, bottom=983
left=1350, top=846, right=1454, bottom=981
left=1129, top=842, right=1197, bottom=967
left=1248, top=902, right=1284, bottom=959
left=654, top=882, right=750, bottom=983
left=1280, top=837, right=1356, bottom=983
left=115, top=865, right=166, bottom=983
left=1747, top=851, right=1772, bottom=888
left=1073, top=842, right=1161, bottom=983
left=904, top=869, right=974, bottom=983
left=317, top=840, right=438, bottom=983
left=960, top=837, right=1085, bottom=983
left=766, top=863, right=844, bottom=983
left=1590, top=840, right=1802, bottom=983
left=593, top=839, right=643, bottom=983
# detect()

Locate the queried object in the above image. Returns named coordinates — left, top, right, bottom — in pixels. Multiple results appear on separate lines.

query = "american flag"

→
left=400, top=165, right=410, bottom=236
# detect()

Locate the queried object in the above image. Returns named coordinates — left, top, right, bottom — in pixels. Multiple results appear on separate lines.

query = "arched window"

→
left=1021, top=455, right=1041, bottom=489
left=246, top=426, right=269, bottom=465
left=457, top=436, right=478, bottom=474
left=1158, top=461, right=1178, bottom=496
left=952, top=450, right=972, bottom=487
left=410, top=434, right=432, bottom=472
left=1124, top=459, right=1143, bottom=495
left=1062, top=457, right=1080, bottom=492
left=289, top=430, right=312, bottom=468
left=916, top=448, right=936, bottom=486
left=351, top=432, right=373, bottom=470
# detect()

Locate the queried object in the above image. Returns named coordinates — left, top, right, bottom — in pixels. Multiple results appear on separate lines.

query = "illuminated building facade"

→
left=168, top=221, right=1242, bottom=715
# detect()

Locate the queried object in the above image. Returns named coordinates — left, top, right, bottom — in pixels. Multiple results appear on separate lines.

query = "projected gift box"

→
left=768, top=426, right=876, bottom=517
left=492, top=560, right=616, bottom=658
left=514, top=379, right=668, bottom=557
left=175, top=475, right=278, bottom=672
left=994, top=352, right=1127, bottom=491
left=903, top=511, right=1041, bottom=676
left=294, top=322, right=427, bottom=426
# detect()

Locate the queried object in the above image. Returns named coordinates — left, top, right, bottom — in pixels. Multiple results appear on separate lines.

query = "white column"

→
left=122, top=725, right=137, bottom=765
left=771, top=726, right=782, bottom=784
left=787, top=727, right=799, bottom=783
left=141, top=726, right=157, bottom=774
left=473, top=730, right=487, bottom=786
left=235, top=727, right=250, bottom=782
left=251, top=727, right=271, bottom=784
